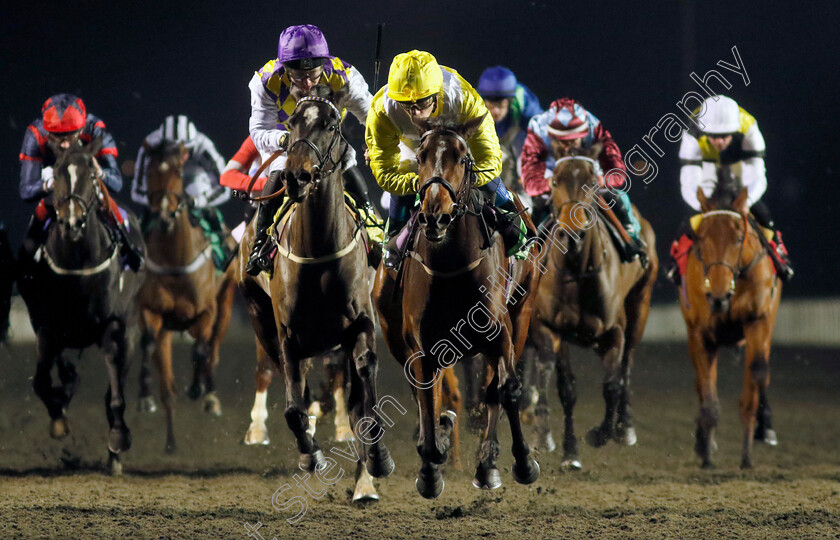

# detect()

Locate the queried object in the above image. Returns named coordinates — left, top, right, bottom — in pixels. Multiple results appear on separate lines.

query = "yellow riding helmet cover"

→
left=387, top=50, right=443, bottom=102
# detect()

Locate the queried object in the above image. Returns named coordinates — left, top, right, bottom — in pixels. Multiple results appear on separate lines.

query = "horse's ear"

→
left=178, top=141, right=189, bottom=164
left=410, top=115, right=431, bottom=136
left=733, top=187, right=749, bottom=215
left=588, top=142, right=603, bottom=159
left=697, top=187, right=711, bottom=212
left=87, top=136, right=103, bottom=157
left=460, top=113, right=487, bottom=140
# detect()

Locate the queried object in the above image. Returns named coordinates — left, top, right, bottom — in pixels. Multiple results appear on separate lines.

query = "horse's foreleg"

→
left=587, top=328, right=625, bottom=448
left=325, top=353, right=353, bottom=442
left=204, top=277, right=236, bottom=412
left=554, top=340, right=580, bottom=469
left=441, top=366, right=463, bottom=471
left=153, top=327, right=177, bottom=454
left=461, top=355, right=485, bottom=432
left=498, top=338, right=540, bottom=486
left=244, top=337, right=275, bottom=445
left=345, top=354, right=379, bottom=503
left=410, top=352, right=446, bottom=499
left=280, top=337, right=324, bottom=472
left=137, top=318, right=158, bottom=413
left=473, top=365, right=502, bottom=491
left=187, top=309, right=218, bottom=414
left=349, top=318, right=394, bottom=479
left=688, top=327, right=720, bottom=468
left=33, top=332, right=70, bottom=438
left=740, top=318, right=774, bottom=469
left=102, top=319, right=131, bottom=473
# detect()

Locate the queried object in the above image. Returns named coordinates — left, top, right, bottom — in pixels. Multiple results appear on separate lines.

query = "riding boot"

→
left=383, top=218, right=407, bottom=270
left=21, top=214, right=48, bottom=262
left=245, top=170, right=283, bottom=276
left=342, top=166, right=377, bottom=220
left=750, top=202, right=794, bottom=281
left=481, top=177, right=527, bottom=256
left=604, top=190, right=648, bottom=267
left=114, top=219, right=145, bottom=272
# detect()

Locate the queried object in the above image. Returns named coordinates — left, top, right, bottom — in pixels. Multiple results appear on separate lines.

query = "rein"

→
left=692, top=210, right=764, bottom=287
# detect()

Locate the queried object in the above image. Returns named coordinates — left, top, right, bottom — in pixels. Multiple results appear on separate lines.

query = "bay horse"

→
left=256, top=86, right=393, bottom=501
left=525, top=144, right=657, bottom=470
left=17, top=139, right=145, bottom=474
left=373, top=115, right=541, bottom=499
left=135, top=139, right=236, bottom=453
left=678, top=177, right=782, bottom=469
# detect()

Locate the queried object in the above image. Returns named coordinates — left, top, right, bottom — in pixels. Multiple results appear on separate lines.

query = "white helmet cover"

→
left=700, top=95, right=740, bottom=135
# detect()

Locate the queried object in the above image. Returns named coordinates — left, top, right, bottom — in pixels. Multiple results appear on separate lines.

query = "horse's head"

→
left=694, top=186, right=753, bottom=313
left=548, top=143, right=602, bottom=251
left=282, top=85, right=347, bottom=203
left=413, top=114, right=485, bottom=242
left=144, top=139, right=188, bottom=231
left=52, top=138, right=103, bottom=241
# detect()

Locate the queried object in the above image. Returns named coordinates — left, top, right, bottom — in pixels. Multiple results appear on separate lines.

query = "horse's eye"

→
left=328, top=124, right=337, bottom=132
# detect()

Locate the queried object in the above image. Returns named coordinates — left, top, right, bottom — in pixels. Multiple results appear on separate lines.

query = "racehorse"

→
left=678, top=173, right=782, bottom=469
left=17, top=139, right=145, bottom=474
left=251, top=86, right=393, bottom=501
left=373, top=115, right=541, bottom=499
left=135, top=139, right=236, bottom=453
left=525, top=144, right=658, bottom=470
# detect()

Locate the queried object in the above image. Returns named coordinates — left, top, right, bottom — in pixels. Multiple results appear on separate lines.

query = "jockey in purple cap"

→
left=245, top=24, right=376, bottom=276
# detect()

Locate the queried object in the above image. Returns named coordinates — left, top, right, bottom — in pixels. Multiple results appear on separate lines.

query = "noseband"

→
left=54, top=167, right=102, bottom=230
left=416, top=129, right=478, bottom=219
left=286, top=96, right=349, bottom=181
left=693, top=210, right=763, bottom=288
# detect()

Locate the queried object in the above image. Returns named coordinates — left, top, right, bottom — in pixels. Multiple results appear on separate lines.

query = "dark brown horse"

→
left=257, top=87, right=393, bottom=500
left=678, top=181, right=782, bottom=469
left=373, top=116, right=541, bottom=499
left=17, top=140, right=145, bottom=474
left=135, top=139, right=236, bottom=453
left=526, top=145, right=657, bottom=470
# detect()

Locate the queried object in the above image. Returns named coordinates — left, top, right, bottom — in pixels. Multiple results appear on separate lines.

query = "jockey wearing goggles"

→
left=477, top=66, right=543, bottom=191
left=521, top=98, right=647, bottom=265
left=18, top=94, right=144, bottom=271
left=365, top=50, right=525, bottom=268
left=671, top=95, right=792, bottom=281
left=245, top=24, right=376, bottom=276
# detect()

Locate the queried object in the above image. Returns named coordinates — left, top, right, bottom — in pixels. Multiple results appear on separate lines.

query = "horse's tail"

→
left=0, top=225, right=17, bottom=343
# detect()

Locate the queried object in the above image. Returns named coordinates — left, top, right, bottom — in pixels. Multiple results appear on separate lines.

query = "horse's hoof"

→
left=366, top=447, right=395, bottom=479
left=108, top=428, right=131, bottom=454
left=616, top=426, right=637, bottom=446
left=202, top=392, right=222, bottom=416
left=352, top=470, right=380, bottom=503
left=539, top=431, right=556, bottom=453
left=243, top=425, right=270, bottom=446
left=186, top=383, right=205, bottom=401
left=298, top=449, right=325, bottom=472
left=165, top=441, right=178, bottom=454
left=561, top=457, right=582, bottom=471
left=512, top=457, right=540, bottom=485
left=108, top=453, right=122, bottom=476
left=472, top=466, right=502, bottom=490
left=307, top=401, right=324, bottom=420
left=306, top=415, right=317, bottom=438
left=137, top=396, right=158, bottom=414
left=700, top=459, right=715, bottom=469
left=50, top=417, right=70, bottom=439
left=756, top=428, right=778, bottom=446
left=740, top=457, right=753, bottom=470
left=585, top=427, right=609, bottom=448
left=416, top=467, right=444, bottom=499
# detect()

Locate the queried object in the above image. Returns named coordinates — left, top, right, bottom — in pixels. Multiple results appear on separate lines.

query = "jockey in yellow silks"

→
left=365, top=50, right=524, bottom=267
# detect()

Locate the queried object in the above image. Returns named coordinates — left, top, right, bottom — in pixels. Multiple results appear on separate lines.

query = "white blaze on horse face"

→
left=433, top=139, right=447, bottom=177
left=67, top=164, right=78, bottom=226
left=160, top=162, right=170, bottom=174
left=303, top=106, right=319, bottom=127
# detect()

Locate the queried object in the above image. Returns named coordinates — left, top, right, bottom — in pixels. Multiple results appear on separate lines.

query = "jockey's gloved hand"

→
left=188, top=194, right=206, bottom=208
left=276, top=131, right=290, bottom=151
left=41, top=167, right=55, bottom=192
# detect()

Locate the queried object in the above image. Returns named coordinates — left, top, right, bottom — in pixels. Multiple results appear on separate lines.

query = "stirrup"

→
left=245, top=236, right=272, bottom=276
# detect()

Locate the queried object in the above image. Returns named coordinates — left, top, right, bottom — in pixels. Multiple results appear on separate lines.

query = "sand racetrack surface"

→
left=0, top=332, right=838, bottom=539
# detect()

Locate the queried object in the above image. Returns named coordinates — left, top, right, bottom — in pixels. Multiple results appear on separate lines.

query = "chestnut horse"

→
left=135, top=139, right=236, bottom=453
left=678, top=180, right=782, bottom=469
left=526, top=145, right=657, bottom=470
left=258, top=87, right=393, bottom=501
left=17, top=140, right=145, bottom=474
left=373, top=116, right=541, bottom=499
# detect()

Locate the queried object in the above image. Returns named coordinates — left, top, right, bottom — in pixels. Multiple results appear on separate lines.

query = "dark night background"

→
left=2, top=0, right=838, bottom=301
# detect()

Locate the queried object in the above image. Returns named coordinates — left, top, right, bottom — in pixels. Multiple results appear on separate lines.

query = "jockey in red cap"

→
left=521, top=98, right=647, bottom=265
left=18, top=94, right=144, bottom=271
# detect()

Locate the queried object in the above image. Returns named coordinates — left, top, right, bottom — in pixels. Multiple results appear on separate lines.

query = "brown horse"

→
left=526, top=145, right=657, bottom=470
left=373, top=116, right=541, bottom=499
left=678, top=182, right=782, bottom=469
left=136, top=139, right=236, bottom=453
left=258, top=87, right=393, bottom=500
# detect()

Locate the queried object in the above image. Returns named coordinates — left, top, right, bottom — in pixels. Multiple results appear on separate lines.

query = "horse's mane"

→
left=290, top=84, right=344, bottom=106
left=710, top=165, right=743, bottom=209
left=145, top=138, right=182, bottom=162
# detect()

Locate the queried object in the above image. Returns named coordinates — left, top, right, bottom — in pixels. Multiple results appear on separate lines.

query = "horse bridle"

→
left=416, top=129, right=479, bottom=221
left=285, top=96, right=349, bottom=182
left=692, top=210, right=764, bottom=289
left=550, top=155, right=599, bottom=229
left=54, top=164, right=103, bottom=232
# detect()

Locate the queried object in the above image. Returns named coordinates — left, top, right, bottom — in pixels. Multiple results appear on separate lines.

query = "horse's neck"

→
left=548, top=214, right=603, bottom=278
left=147, top=207, right=206, bottom=264
left=416, top=212, right=486, bottom=269
left=47, top=211, right=112, bottom=265
left=288, top=173, right=351, bottom=254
